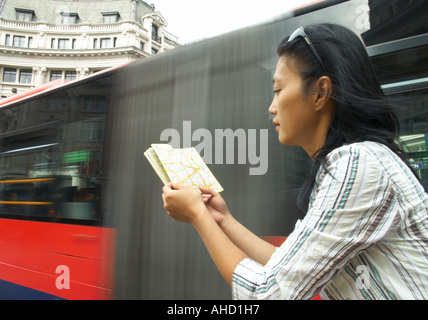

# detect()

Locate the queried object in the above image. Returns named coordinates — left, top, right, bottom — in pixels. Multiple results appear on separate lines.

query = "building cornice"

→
left=0, top=45, right=149, bottom=58
left=0, top=17, right=148, bottom=35
left=0, top=17, right=178, bottom=46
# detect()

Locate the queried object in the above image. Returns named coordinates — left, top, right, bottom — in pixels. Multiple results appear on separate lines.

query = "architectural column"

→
left=33, top=66, right=47, bottom=86
left=121, top=29, right=138, bottom=47
left=142, top=16, right=153, bottom=53
left=131, top=0, right=137, bottom=21
left=36, top=31, right=47, bottom=49
left=80, top=32, right=89, bottom=49
left=76, top=67, right=90, bottom=79
left=159, top=25, right=165, bottom=52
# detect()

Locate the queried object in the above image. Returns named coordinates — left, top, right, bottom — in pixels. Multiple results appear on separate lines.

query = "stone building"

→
left=0, top=0, right=179, bottom=98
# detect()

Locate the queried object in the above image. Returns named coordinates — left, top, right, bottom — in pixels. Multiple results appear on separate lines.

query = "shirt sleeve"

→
left=231, top=144, right=402, bottom=300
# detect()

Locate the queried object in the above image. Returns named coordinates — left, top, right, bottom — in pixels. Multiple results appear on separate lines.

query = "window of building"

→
left=65, top=71, right=76, bottom=81
left=152, top=24, right=161, bottom=42
left=83, top=96, right=107, bottom=112
left=93, top=39, right=98, bottom=49
left=80, top=120, right=104, bottom=142
left=19, top=69, right=32, bottom=84
left=45, top=95, right=66, bottom=111
left=5, top=34, right=10, bottom=46
left=151, top=48, right=158, bottom=55
left=100, top=38, right=111, bottom=48
left=50, top=71, right=62, bottom=81
left=58, top=39, right=70, bottom=49
left=102, top=12, right=120, bottom=23
left=3, top=68, right=17, bottom=83
left=60, top=12, right=78, bottom=25
left=28, top=37, right=33, bottom=48
left=15, top=8, right=35, bottom=21
left=13, top=36, right=26, bottom=47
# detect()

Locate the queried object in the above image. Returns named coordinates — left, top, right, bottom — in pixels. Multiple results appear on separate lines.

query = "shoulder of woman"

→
left=324, top=141, right=384, bottom=167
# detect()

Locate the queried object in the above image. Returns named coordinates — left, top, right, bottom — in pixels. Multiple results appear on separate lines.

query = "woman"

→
left=162, top=23, right=428, bottom=299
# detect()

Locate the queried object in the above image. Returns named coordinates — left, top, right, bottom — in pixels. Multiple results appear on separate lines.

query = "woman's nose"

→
left=269, top=99, right=276, bottom=115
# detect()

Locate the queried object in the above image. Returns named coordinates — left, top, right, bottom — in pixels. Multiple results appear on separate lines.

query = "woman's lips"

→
left=272, top=120, right=280, bottom=131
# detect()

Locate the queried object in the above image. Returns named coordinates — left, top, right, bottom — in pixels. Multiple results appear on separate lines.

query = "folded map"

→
left=144, top=144, right=223, bottom=192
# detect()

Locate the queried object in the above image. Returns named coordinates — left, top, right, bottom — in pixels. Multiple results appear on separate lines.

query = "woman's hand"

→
left=162, top=182, right=208, bottom=224
left=198, top=186, right=231, bottom=228
left=162, top=182, right=232, bottom=226
left=162, top=182, right=274, bottom=280
left=162, top=182, right=247, bottom=287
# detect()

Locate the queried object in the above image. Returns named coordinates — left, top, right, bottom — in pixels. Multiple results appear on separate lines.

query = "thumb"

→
left=198, top=186, right=219, bottom=197
left=170, top=181, right=183, bottom=190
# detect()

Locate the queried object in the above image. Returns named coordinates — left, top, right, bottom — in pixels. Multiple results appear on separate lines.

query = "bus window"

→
left=0, top=76, right=112, bottom=226
left=369, top=35, right=428, bottom=190
left=388, top=88, right=428, bottom=190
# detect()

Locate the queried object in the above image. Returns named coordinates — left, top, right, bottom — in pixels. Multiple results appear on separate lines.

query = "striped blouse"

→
left=232, top=141, right=428, bottom=300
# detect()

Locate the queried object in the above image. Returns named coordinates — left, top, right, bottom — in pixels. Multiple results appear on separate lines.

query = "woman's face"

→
left=269, top=55, right=324, bottom=156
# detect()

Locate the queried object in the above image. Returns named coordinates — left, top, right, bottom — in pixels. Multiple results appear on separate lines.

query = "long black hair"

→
left=276, top=23, right=411, bottom=211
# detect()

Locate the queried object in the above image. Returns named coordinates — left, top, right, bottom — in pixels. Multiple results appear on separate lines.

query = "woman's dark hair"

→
left=277, top=23, right=411, bottom=211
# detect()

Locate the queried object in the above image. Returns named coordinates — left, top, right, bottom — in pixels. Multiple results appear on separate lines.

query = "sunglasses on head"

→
left=288, top=26, right=326, bottom=71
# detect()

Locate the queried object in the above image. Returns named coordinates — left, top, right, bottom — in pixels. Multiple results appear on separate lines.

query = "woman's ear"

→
left=313, top=76, right=333, bottom=111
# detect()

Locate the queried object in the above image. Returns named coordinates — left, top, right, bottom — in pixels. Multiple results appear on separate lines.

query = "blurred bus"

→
left=0, top=0, right=427, bottom=299
left=0, top=70, right=117, bottom=299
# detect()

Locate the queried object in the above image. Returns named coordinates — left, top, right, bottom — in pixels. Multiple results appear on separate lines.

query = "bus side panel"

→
left=0, top=219, right=115, bottom=300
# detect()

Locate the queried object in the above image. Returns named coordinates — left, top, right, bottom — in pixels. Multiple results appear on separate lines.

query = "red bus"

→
left=0, top=74, right=117, bottom=299
left=0, top=64, right=127, bottom=299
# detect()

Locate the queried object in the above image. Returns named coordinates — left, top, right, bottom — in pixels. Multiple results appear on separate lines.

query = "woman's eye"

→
left=273, top=89, right=281, bottom=95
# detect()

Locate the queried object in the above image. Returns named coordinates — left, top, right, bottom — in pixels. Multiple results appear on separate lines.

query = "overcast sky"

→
left=152, top=0, right=319, bottom=44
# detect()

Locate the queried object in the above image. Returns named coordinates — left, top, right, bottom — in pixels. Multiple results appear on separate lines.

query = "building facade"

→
left=0, top=0, right=179, bottom=98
